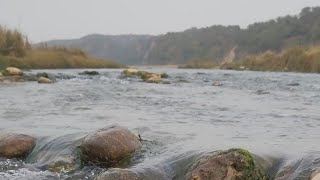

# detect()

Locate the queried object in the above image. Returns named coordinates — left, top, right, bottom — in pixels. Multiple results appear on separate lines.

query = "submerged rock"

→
left=212, top=80, right=223, bottom=86
left=4, top=67, right=23, bottom=76
left=80, top=126, right=142, bottom=167
left=38, top=77, right=53, bottom=84
left=36, top=72, right=49, bottom=78
left=0, top=133, right=36, bottom=159
left=287, top=83, right=300, bottom=86
left=256, top=90, right=270, bottom=95
left=47, top=156, right=78, bottom=173
left=275, top=155, right=320, bottom=180
left=185, top=149, right=268, bottom=180
left=96, top=167, right=170, bottom=180
left=96, top=168, right=140, bottom=180
left=78, top=71, right=100, bottom=76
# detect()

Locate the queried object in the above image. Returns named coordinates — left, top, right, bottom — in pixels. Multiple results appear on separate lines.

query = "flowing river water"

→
left=0, top=68, right=320, bottom=179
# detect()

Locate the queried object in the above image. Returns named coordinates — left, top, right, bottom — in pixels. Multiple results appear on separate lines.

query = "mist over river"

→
left=1, top=68, right=320, bottom=179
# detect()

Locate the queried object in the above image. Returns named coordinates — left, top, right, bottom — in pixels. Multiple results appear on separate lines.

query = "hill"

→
left=40, top=34, right=154, bottom=65
left=39, top=7, right=320, bottom=65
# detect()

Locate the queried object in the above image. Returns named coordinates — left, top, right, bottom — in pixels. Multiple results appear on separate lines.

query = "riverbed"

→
left=1, top=68, right=320, bottom=179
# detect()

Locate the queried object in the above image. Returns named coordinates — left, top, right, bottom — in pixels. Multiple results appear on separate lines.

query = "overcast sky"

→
left=0, top=0, right=319, bottom=43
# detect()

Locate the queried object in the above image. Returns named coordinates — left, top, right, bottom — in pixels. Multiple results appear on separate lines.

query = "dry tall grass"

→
left=0, top=25, right=123, bottom=69
left=0, top=48, right=123, bottom=69
left=0, top=26, right=30, bottom=57
left=222, top=46, right=320, bottom=73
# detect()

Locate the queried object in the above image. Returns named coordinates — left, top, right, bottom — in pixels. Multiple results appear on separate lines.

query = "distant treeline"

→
left=0, top=26, right=123, bottom=69
left=41, top=7, right=320, bottom=65
left=146, top=7, right=320, bottom=64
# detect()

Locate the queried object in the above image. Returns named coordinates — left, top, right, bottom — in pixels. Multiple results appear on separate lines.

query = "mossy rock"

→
left=160, top=72, right=169, bottom=78
left=145, top=74, right=162, bottom=83
left=1, top=70, right=9, bottom=76
left=122, top=68, right=139, bottom=76
left=186, top=148, right=268, bottom=180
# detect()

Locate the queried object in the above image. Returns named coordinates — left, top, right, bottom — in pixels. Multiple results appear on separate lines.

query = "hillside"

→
left=40, top=7, right=320, bottom=65
left=40, top=34, right=154, bottom=65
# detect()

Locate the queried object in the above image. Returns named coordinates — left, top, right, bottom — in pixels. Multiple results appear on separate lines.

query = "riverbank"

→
left=0, top=47, right=123, bottom=70
left=179, top=46, right=320, bottom=73
left=0, top=25, right=123, bottom=70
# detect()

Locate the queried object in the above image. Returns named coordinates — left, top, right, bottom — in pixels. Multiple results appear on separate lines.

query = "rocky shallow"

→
left=1, top=128, right=320, bottom=179
left=1, top=67, right=320, bottom=179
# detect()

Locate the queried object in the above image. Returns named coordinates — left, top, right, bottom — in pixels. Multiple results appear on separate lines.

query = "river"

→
left=0, top=68, right=320, bottom=179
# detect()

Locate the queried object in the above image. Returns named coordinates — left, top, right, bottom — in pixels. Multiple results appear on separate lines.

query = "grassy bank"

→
left=178, top=59, right=217, bottom=69
left=179, top=46, right=320, bottom=73
left=222, top=46, right=320, bottom=73
left=0, top=26, right=123, bottom=69
left=0, top=48, right=123, bottom=70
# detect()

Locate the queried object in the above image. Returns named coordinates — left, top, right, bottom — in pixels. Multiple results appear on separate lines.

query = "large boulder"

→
left=4, top=67, right=23, bottom=76
left=185, top=149, right=267, bottom=180
left=312, top=173, right=320, bottom=180
left=80, top=126, right=142, bottom=167
left=0, top=133, right=36, bottom=159
left=38, top=77, right=53, bottom=84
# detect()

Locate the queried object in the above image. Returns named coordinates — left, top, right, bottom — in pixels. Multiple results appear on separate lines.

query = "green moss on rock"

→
left=186, top=148, right=269, bottom=180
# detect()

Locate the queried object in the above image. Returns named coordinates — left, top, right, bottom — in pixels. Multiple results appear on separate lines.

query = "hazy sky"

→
left=0, top=0, right=319, bottom=43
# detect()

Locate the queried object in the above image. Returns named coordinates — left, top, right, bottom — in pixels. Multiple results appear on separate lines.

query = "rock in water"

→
left=0, top=133, right=36, bottom=159
left=80, top=126, right=142, bottom=167
left=212, top=81, right=223, bottom=86
left=160, top=72, right=169, bottom=78
left=122, top=68, right=139, bottom=76
left=312, top=173, right=320, bottom=180
left=4, top=67, right=23, bottom=76
left=96, top=168, right=171, bottom=180
left=78, top=71, right=100, bottom=75
left=96, top=168, right=140, bottom=180
left=145, top=74, right=161, bottom=83
left=186, top=149, right=267, bottom=180
left=38, top=77, right=53, bottom=84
